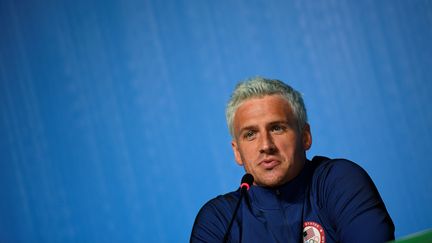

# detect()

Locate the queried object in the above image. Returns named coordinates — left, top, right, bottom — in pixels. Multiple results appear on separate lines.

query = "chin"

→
left=258, top=181, right=283, bottom=188
left=257, top=174, right=286, bottom=188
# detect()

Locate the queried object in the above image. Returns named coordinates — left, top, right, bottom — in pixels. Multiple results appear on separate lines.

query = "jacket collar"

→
left=248, top=160, right=313, bottom=210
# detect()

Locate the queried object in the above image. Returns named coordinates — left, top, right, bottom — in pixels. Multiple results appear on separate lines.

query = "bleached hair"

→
left=226, top=77, right=308, bottom=137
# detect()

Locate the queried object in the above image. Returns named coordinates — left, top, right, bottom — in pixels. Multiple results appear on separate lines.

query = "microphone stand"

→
left=223, top=186, right=248, bottom=243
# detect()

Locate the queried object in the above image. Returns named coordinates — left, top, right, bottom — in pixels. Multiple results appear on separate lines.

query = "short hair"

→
left=226, top=77, right=308, bottom=137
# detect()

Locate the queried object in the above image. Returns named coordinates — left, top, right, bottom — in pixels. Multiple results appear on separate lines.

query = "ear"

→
left=302, top=123, right=312, bottom=150
left=231, top=140, right=244, bottom=166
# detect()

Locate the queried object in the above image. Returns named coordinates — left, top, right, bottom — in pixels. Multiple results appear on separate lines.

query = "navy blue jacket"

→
left=191, top=156, right=394, bottom=243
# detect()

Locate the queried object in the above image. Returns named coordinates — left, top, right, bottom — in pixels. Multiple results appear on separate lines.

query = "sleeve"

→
left=190, top=195, right=235, bottom=243
left=318, top=160, right=395, bottom=243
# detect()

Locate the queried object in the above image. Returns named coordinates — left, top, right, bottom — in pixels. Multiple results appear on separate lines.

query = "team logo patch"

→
left=303, top=221, right=325, bottom=243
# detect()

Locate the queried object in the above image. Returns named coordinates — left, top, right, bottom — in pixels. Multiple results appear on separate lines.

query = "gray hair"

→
left=226, top=77, right=308, bottom=137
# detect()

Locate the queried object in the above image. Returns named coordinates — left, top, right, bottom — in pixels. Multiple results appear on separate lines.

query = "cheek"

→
left=240, top=146, right=255, bottom=162
left=275, top=136, right=298, bottom=154
left=238, top=143, right=259, bottom=164
left=239, top=140, right=256, bottom=152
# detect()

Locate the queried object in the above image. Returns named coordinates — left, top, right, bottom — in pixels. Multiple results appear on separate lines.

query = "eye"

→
left=271, top=124, right=286, bottom=134
left=243, top=130, right=256, bottom=140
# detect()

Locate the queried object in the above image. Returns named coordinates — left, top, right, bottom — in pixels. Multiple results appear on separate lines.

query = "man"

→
left=191, top=77, right=394, bottom=243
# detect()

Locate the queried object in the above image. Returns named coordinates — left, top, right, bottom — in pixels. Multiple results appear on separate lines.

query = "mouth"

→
left=259, top=158, right=280, bottom=170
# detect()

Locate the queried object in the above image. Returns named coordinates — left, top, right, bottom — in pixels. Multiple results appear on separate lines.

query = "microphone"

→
left=223, top=173, right=254, bottom=243
left=239, top=173, right=254, bottom=192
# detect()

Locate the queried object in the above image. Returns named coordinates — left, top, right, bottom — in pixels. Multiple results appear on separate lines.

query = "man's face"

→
left=231, top=95, right=312, bottom=187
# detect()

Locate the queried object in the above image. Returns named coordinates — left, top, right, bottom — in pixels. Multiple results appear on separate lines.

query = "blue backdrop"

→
left=1, top=0, right=431, bottom=242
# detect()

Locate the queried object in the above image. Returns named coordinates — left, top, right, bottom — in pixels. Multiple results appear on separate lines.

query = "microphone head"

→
left=240, top=173, right=254, bottom=191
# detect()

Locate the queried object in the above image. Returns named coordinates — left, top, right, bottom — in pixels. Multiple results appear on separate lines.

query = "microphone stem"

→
left=223, top=187, right=247, bottom=243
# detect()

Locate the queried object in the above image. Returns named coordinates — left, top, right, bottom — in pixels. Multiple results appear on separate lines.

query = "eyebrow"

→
left=267, top=120, right=289, bottom=126
left=237, top=125, right=257, bottom=136
left=236, top=120, right=291, bottom=136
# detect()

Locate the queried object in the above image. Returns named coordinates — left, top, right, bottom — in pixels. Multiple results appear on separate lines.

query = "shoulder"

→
left=312, top=156, right=367, bottom=176
left=311, top=156, right=371, bottom=184
left=309, top=156, right=395, bottom=241
left=196, top=190, right=240, bottom=219
left=309, top=156, right=378, bottom=207
left=190, top=190, right=240, bottom=242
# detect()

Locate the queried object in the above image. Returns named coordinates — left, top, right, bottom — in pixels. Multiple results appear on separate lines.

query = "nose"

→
left=259, top=132, right=277, bottom=154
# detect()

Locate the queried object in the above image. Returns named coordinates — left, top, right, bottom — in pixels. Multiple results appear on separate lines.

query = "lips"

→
left=259, top=158, right=280, bottom=169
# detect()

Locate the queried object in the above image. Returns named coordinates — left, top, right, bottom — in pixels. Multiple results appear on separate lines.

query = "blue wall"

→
left=1, top=0, right=431, bottom=242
